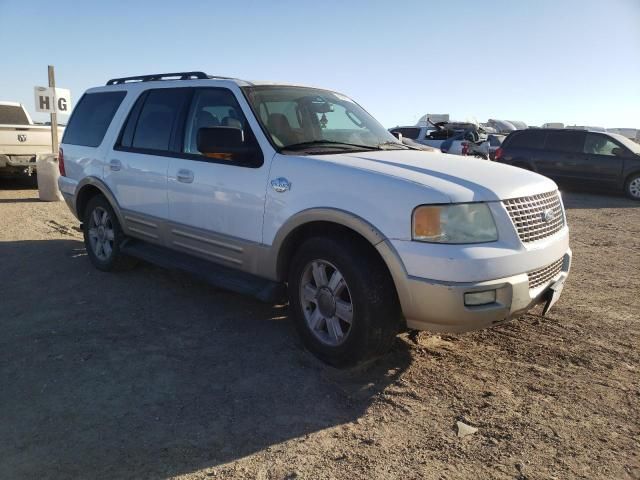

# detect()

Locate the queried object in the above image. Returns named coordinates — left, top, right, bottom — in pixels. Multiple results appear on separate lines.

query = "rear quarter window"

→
left=505, top=130, right=547, bottom=149
left=62, top=92, right=126, bottom=147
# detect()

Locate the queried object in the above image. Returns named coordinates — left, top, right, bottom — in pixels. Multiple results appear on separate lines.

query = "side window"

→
left=583, top=134, right=620, bottom=156
left=129, top=88, right=190, bottom=152
left=184, top=89, right=248, bottom=154
left=62, top=92, right=126, bottom=147
left=183, top=88, right=261, bottom=167
left=545, top=131, right=584, bottom=153
left=507, top=130, right=547, bottom=149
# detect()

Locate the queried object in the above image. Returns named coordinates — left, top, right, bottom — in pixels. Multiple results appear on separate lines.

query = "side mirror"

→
left=197, top=127, right=258, bottom=163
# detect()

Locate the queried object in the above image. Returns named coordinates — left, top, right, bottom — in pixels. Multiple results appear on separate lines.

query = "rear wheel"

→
left=83, top=195, right=136, bottom=271
left=625, top=173, right=640, bottom=200
left=288, top=236, right=401, bottom=367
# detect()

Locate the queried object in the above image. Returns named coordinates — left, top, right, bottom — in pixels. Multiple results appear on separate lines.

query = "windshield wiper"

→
left=377, top=141, right=411, bottom=150
left=281, top=140, right=381, bottom=151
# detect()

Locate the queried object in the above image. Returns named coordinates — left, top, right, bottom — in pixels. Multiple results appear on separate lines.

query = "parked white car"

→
left=58, top=72, right=571, bottom=365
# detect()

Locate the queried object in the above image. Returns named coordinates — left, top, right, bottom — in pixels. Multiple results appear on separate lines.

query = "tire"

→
left=625, top=173, right=640, bottom=200
left=83, top=195, right=136, bottom=271
left=288, top=236, right=401, bottom=367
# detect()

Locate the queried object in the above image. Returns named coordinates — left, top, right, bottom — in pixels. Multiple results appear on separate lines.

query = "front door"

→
left=580, top=132, right=625, bottom=187
left=167, top=87, right=270, bottom=271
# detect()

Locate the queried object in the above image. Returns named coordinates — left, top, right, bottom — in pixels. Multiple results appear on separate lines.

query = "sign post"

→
left=48, top=65, right=59, bottom=154
left=33, top=68, right=71, bottom=154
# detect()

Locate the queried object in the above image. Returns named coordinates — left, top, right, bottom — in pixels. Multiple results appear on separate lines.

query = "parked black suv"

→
left=495, top=129, right=640, bottom=200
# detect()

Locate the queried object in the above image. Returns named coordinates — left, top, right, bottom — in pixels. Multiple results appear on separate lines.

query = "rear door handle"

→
left=176, top=169, right=194, bottom=183
left=109, top=159, right=122, bottom=171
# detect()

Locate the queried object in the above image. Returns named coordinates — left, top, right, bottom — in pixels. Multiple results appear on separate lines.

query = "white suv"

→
left=58, top=72, right=571, bottom=366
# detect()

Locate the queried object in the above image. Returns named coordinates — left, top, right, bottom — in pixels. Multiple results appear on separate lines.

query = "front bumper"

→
left=402, top=249, right=571, bottom=332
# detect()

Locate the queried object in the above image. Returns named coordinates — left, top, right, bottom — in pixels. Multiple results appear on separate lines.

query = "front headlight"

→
left=412, top=203, right=498, bottom=243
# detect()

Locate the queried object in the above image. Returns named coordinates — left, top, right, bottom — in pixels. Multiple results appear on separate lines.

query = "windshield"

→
left=609, top=133, right=640, bottom=155
left=242, top=85, right=405, bottom=153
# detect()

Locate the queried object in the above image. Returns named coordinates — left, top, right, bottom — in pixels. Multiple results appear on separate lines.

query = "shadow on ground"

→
left=0, top=177, right=38, bottom=190
left=0, top=239, right=413, bottom=479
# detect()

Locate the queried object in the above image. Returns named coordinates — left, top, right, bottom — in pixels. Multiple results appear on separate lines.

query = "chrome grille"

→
left=528, top=258, right=564, bottom=289
left=503, top=191, right=565, bottom=243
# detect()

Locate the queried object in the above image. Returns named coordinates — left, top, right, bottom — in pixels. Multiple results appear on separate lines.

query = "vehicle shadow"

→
left=0, top=177, right=39, bottom=190
left=560, top=188, right=639, bottom=209
left=0, top=239, right=413, bottom=480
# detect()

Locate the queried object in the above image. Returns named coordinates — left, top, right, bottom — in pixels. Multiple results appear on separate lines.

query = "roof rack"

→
left=106, top=71, right=211, bottom=86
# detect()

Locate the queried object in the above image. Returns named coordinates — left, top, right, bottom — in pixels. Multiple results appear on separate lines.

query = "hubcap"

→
left=299, top=259, right=353, bottom=347
left=629, top=178, right=640, bottom=199
left=87, top=207, right=115, bottom=261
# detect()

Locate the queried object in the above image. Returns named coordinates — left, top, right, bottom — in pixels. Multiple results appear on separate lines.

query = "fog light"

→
left=464, top=290, right=496, bottom=306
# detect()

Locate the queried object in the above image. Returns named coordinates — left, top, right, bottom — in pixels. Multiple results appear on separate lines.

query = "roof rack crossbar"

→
left=106, top=71, right=210, bottom=85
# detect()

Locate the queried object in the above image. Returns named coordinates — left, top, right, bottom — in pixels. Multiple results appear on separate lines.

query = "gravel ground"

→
left=0, top=179, right=638, bottom=480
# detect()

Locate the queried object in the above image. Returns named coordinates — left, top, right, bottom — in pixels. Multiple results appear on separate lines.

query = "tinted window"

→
left=0, top=105, right=30, bottom=125
left=390, top=127, right=421, bottom=140
left=62, top=92, right=126, bottom=147
left=545, top=131, right=584, bottom=153
left=132, top=89, right=189, bottom=151
left=583, top=133, right=620, bottom=156
left=506, top=130, right=547, bottom=149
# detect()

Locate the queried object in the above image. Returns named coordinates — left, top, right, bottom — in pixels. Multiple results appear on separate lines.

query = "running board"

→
left=121, top=240, right=287, bottom=304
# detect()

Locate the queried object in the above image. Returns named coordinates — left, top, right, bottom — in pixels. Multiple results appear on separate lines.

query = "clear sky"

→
left=1, top=0, right=638, bottom=128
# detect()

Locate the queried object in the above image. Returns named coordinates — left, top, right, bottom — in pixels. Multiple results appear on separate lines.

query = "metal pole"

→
left=48, top=65, right=59, bottom=154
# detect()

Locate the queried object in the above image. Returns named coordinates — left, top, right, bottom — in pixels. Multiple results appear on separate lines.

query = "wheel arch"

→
left=269, top=209, right=387, bottom=281
left=75, top=177, right=125, bottom=226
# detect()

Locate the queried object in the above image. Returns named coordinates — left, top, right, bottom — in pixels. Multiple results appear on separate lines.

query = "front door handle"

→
left=176, top=169, right=194, bottom=184
left=109, top=159, right=122, bottom=171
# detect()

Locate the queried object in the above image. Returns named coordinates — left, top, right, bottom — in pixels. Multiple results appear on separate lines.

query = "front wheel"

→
left=625, top=173, right=640, bottom=200
left=288, top=236, right=401, bottom=367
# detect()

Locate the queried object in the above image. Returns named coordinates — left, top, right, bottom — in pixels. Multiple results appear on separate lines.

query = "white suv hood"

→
left=316, top=150, right=558, bottom=203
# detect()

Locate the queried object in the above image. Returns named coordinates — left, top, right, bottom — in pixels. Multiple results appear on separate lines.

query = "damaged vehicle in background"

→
left=390, top=120, right=491, bottom=159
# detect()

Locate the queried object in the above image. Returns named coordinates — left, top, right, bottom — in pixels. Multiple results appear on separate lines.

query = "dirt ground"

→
left=0, top=178, right=638, bottom=480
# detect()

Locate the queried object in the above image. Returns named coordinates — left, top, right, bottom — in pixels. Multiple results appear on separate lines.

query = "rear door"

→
left=539, top=130, right=586, bottom=181
left=105, top=88, right=191, bottom=243
left=166, top=87, right=269, bottom=271
left=581, top=132, right=625, bottom=186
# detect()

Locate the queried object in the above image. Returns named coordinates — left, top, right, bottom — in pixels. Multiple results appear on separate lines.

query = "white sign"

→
left=34, top=86, right=71, bottom=114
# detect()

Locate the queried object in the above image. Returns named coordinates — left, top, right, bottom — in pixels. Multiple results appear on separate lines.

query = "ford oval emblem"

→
left=542, top=209, right=556, bottom=223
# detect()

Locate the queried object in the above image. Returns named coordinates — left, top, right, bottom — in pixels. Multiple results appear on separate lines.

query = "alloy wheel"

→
left=629, top=177, right=640, bottom=199
left=299, top=259, right=354, bottom=346
left=87, top=206, right=115, bottom=261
